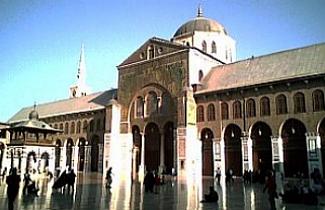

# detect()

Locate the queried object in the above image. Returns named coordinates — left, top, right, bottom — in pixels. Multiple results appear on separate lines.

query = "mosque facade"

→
left=1, top=8, right=324, bottom=184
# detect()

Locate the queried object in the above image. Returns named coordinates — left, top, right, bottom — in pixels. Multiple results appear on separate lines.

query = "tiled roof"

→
left=197, top=43, right=325, bottom=94
left=8, top=89, right=117, bottom=123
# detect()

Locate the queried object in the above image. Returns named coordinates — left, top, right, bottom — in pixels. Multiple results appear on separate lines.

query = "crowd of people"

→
left=4, top=165, right=325, bottom=209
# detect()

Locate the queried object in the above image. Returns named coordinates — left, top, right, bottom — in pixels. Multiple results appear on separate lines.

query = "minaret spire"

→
left=70, top=44, right=90, bottom=98
left=197, top=4, right=203, bottom=17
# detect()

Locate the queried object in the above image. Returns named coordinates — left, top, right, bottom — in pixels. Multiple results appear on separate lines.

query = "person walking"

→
left=263, top=170, right=277, bottom=210
left=105, top=167, right=113, bottom=188
left=215, top=167, right=221, bottom=185
left=6, top=167, right=21, bottom=210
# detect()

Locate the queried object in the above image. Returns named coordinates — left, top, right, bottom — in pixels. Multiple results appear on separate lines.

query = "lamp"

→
left=258, top=128, right=262, bottom=136
left=231, top=130, right=235, bottom=138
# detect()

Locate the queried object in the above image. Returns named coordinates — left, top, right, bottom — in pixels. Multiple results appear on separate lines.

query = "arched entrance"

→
left=91, top=135, right=99, bottom=172
left=281, top=119, right=308, bottom=177
left=78, top=138, right=86, bottom=171
left=201, top=128, right=214, bottom=176
left=251, top=122, right=273, bottom=174
left=224, top=124, right=242, bottom=176
left=66, top=138, right=74, bottom=168
left=26, top=151, right=37, bottom=172
left=164, top=122, right=174, bottom=174
left=40, top=152, right=49, bottom=173
left=132, top=126, right=142, bottom=174
left=319, top=118, right=325, bottom=175
left=55, top=139, right=62, bottom=169
left=144, top=123, right=160, bottom=172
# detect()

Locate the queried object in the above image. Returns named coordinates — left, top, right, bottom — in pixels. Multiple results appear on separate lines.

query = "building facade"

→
left=2, top=8, right=325, bottom=185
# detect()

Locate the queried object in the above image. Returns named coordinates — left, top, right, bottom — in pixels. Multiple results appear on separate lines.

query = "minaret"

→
left=70, top=44, right=90, bottom=98
left=197, top=4, right=203, bottom=17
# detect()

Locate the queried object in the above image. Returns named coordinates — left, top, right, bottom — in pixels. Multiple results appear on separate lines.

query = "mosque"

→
left=0, top=7, right=324, bottom=184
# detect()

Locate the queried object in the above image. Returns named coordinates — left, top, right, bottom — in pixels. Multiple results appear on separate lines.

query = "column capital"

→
left=305, top=132, right=318, bottom=137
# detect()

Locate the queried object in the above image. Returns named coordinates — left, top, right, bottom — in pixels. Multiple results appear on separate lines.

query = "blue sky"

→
left=1, top=0, right=325, bottom=122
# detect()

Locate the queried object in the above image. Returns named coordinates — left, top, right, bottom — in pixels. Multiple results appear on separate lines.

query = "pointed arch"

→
left=313, top=89, right=325, bottom=112
left=211, top=41, right=217, bottom=53
left=197, top=105, right=204, bottom=122
left=207, top=103, right=216, bottom=121
left=281, top=119, right=308, bottom=177
left=293, top=92, right=306, bottom=113
left=276, top=94, right=287, bottom=114
left=202, top=40, right=207, bottom=52
left=233, top=100, right=242, bottom=119
left=200, top=128, right=214, bottom=176
left=224, top=124, right=242, bottom=176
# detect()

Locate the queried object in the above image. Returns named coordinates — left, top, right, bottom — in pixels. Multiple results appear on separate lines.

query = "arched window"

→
left=147, top=45, right=154, bottom=59
left=276, top=94, right=287, bottom=114
left=211, top=41, right=216, bottom=53
left=246, top=99, right=256, bottom=117
left=198, top=70, right=204, bottom=82
left=76, top=121, right=81, bottom=134
left=146, top=91, right=158, bottom=116
left=70, top=122, right=75, bottom=134
left=96, top=119, right=101, bottom=131
left=260, top=97, right=270, bottom=116
left=89, top=120, right=94, bottom=132
left=64, top=122, right=69, bottom=134
left=202, top=40, right=207, bottom=52
left=233, top=101, right=242, bottom=119
left=312, top=89, right=325, bottom=112
left=197, top=105, right=204, bottom=122
left=221, top=102, right=229, bottom=120
left=294, top=92, right=306, bottom=113
left=225, top=48, right=228, bottom=60
left=83, top=120, right=88, bottom=133
left=136, top=96, right=144, bottom=118
left=59, top=123, right=63, bottom=131
left=207, top=104, right=215, bottom=121
left=54, top=124, right=58, bottom=129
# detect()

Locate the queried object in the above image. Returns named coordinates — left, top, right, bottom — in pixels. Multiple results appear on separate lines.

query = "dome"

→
left=173, top=16, right=227, bottom=38
left=173, top=7, right=227, bottom=38
left=29, top=110, right=39, bottom=120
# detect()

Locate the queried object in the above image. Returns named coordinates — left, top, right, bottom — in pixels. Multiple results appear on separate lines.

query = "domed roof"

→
left=28, top=106, right=39, bottom=120
left=173, top=8, right=227, bottom=38
left=29, top=110, right=39, bottom=120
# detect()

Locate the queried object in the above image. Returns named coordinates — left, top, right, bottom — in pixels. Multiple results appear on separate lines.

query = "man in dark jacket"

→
left=6, top=167, right=21, bottom=210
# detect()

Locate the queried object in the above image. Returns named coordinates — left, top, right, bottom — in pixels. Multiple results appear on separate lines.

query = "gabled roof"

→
left=197, top=43, right=325, bottom=94
left=9, top=119, right=62, bottom=133
left=8, top=89, right=117, bottom=123
left=118, top=37, right=187, bottom=67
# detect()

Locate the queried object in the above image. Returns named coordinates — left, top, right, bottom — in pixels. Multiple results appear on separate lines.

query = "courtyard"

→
left=0, top=173, right=325, bottom=210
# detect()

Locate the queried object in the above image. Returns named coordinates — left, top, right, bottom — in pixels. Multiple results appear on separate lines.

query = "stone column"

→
left=132, top=147, right=138, bottom=180
left=317, top=134, right=323, bottom=177
left=213, top=138, right=222, bottom=178
left=220, top=137, right=226, bottom=179
left=241, top=135, right=249, bottom=174
left=139, top=134, right=145, bottom=181
left=84, top=145, right=91, bottom=172
left=271, top=136, right=284, bottom=193
left=173, top=128, right=178, bottom=175
left=306, top=132, right=322, bottom=178
left=159, top=133, right=165, bottom=173
left=98, top=144, right=103, bottom=173
left=73, top=145, right=79, bottom=171
left=247, top=137, right=253, bottom=171
left=61, top=146, right=66, bottom=170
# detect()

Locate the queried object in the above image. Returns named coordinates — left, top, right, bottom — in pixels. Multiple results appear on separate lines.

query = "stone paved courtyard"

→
left=0, top=173, right=325, bottom=210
